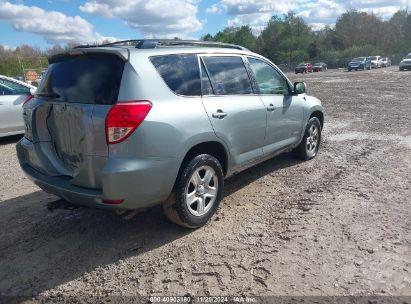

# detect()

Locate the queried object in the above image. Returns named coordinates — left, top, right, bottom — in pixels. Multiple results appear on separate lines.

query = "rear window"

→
left=150, top=54, right=201, bottom=96
left=202, top=56, right=253, bottom=95
left=38, top=53, right=125, bottom=105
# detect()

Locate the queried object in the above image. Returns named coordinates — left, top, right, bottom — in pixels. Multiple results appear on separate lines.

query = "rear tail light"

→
left=105, top=101, right=152, bottom=144
left=23, top=95, right=34, bottom=106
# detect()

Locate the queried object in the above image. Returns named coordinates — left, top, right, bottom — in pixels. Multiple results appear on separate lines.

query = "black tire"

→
left=163, top=154, right=224, bottom=228
left=295, top=117, right=322, bottom=160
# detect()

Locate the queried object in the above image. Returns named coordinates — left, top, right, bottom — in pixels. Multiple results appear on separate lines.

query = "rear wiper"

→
left=36, top=92, right=60, bottom=99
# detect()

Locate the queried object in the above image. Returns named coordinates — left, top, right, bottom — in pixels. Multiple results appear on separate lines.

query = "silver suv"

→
left=17, top=40, right=324, bottom=228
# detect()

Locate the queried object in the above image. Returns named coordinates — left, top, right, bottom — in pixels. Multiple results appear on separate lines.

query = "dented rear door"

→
left=23, top=52, right=125, bottom=188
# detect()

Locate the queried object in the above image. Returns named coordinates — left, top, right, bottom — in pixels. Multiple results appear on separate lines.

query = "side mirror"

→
left=29, top=88, right=36, bottom=96
left=294, top=82, right=307, bottom=94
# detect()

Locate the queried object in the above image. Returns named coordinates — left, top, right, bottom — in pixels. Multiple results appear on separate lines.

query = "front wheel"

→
left=163, top=154, right=224, bottom=228
left=295, top=117, right=322, bottom=160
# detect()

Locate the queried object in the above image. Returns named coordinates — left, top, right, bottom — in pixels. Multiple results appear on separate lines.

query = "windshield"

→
left=38, top=53, right=125, bottom=105
left=352, top=57, right=365, bottom=61
left=298, top=63, right=307, bottom=67
left=405, top=54, right=411, bottom=59
left=314, top=63, right=323, bottom=66
left=370, top=56, right=378, bottom=60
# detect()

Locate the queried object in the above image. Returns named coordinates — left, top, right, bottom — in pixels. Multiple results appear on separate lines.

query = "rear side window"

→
left=202, top=56, right=253, bottom=95
left=150, top=54, right=201, bottom=96
left=38, top=53, right=125, bottom=105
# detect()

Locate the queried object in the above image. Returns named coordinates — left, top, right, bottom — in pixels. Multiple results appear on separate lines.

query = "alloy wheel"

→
left=306, top=124, right=319, bottom=157
left=185, top=165, right=218, bottom=216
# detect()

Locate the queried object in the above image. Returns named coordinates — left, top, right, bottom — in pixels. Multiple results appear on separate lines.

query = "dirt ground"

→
left=0, top=66, right=410, bottom=300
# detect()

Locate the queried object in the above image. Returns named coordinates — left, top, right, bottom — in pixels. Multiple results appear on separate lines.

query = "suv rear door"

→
left=23, top=51, right=126, bottom=188
left=200, top=55, right=267, bottom=168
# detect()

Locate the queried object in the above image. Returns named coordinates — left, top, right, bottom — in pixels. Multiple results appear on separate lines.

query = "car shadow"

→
left=0, top=134, right=23, bottom=146
left=224, top=152, right=301, bottom=197
left=0, top=152, right=302, bottom=297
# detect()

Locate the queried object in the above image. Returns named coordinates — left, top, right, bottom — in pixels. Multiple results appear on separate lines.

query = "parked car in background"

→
left=399, top=53, right=411, bottom=71
left=368, top=56, right=382, bottom=68
left=0, top=75, right=36, bottom=138
left=347, top=57, right=371, bottom=71
left=381, top=57, right=391, bottom=67
left=295, top=63, right=313, bottom=74
left=16, top=39, right=324, bottom=228
left=313, top=62, right=327, bottom=72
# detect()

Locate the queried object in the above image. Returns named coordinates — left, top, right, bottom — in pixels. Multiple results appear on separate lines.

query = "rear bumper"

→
left=16, top=138, right=180, bottom=210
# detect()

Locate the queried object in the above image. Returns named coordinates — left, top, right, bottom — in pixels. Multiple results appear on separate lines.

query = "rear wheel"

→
left=295, top=117, right=322, bottom=160
left=163, top=154, right=224, bottom=228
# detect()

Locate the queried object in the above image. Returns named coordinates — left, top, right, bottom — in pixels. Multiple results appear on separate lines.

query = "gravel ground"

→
left=0, top=67, right=410, bottom=300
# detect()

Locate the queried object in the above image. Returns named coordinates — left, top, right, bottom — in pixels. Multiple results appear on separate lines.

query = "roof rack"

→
left=75, top=39, right=249, bottom=51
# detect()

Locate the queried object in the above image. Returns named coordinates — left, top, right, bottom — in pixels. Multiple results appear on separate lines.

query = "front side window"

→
left=150, top=54, right=201, bottom=96
left=247, top=57, right=289, bottom=95
left=0, top=79, right=29, bottom=95
left=202, top=56, right=253, bottom=95
left=0, top=84, right=13, bottom=95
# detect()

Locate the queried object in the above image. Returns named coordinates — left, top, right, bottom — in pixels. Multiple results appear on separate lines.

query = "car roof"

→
left=61, top=39, right=257, bottom=61
left=73, top=45, right=257, bottom=57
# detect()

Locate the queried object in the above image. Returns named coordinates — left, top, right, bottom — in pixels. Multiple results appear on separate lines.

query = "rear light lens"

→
left=105, top=101, right=152, bottom=144
left=23, top=95, right=34, bottom=106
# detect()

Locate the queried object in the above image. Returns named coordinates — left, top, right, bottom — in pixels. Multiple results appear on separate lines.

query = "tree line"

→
left=1, top=9, right=410, bottom=76
left=202, top=9, right=411, bottom=68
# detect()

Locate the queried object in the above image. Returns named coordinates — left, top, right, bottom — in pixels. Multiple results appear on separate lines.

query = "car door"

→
left=200, top=55, right=267, bottom=168
left=246, top=56, right=304, bottom=156
left=0, top=80, right=29, bottom=134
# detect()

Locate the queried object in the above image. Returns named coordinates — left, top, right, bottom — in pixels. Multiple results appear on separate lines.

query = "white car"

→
left=368, top=56, right=382, bottom=68
left=0, top=75, right=36, bottom=138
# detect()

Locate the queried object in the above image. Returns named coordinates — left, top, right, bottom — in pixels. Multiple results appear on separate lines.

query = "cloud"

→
left=206, top=4, right=221, bottom=14
left=1, top=44, right=16, bottom=51
left=218, top=0, right=407, bottom=32
left=220, top=0, right=304, bottom=31
left=80, top=0, right=203, bottom=37
left=0, top=1, right=115, bottom=44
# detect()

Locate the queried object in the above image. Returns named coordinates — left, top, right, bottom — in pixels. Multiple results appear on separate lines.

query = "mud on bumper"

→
left=16, top=138, right=179, bottom=210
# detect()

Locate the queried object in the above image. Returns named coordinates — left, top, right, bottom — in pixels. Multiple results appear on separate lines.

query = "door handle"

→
left=212, top=109, right=227, bottom=119
left=267, top=104, right=276, bottom=111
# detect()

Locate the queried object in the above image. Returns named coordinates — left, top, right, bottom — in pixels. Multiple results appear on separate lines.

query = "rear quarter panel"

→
left=107, top=54, right=223, bottom=204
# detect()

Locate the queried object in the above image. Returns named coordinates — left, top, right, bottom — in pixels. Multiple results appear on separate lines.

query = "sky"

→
left=0, top=0, right=408, bottom=49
